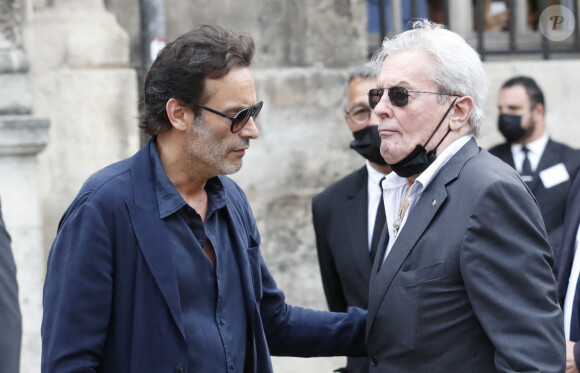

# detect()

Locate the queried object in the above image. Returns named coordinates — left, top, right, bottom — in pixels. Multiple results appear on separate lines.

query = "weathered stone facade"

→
left=0, top=1, right=49, bottom=372
left=2, top=0, right=580, bottom=371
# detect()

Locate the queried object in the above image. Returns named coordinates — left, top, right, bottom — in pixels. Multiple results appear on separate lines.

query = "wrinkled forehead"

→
left=377, top=50, right=435, bottom=89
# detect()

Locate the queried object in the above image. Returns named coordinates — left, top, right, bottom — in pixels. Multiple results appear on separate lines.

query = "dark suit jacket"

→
left=0, top=201, right=21, bottom=373
left=367, top=139, right=565, bottom=372
left=489, top=138, right=580, bottom=253
left=555, top=171, right=580, bottom=363
left=42, top=140, right=367, bottom=373
left=313, top=166, right=373, bottom=373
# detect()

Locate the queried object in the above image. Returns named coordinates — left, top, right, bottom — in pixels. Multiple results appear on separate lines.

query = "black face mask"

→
left=498, top=113, right=526, bottom=142
left=389, top=98, right=458, bottom=178
left=350, top=125, right=388, bottom=166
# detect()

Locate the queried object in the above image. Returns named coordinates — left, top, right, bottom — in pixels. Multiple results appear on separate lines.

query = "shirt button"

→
left=369, top=355, right=378, bottom=367
left=220, top=317, right=226, bottom=325
left=229, top=361, right=235, bottom=370
left=174, top=365, right=185, bottom=373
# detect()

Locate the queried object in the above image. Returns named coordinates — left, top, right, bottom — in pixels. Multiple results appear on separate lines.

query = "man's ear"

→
left=449, top=96, right=474, bottom=131
left=532, top=102, right=545, bottom=120
left=166, top=98, right=191, bottom=132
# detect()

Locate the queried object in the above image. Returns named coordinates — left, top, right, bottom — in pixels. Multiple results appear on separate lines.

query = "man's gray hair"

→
left=371, top=19, right=488, bottom=137
left=342, top=61, right=379, bottom=112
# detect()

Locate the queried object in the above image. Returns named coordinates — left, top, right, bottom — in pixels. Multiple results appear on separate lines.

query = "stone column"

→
left=0, top=1, right=50, bottom=372
left=515, top=0, right=528, bottom=34
left=449, top=0, right=475, bottom=38
left=391, top=0, right=404, bottom=34
left=23, top=0, right=140, bottom=258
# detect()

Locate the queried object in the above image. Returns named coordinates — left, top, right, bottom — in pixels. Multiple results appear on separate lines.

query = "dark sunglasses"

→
left=368, top=87, right=459, bottom=109
left=195, top=101, right=263, bottom=133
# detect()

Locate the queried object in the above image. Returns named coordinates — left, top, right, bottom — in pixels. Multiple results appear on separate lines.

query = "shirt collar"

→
left=382, top=135, right=472, bottom=193
left=510, top=132, right=549, bottom=157
left=366, top=160, right=387, bottom=191
left=150, top=139, right=226, bottom=219
left=415, top=134, right=472, bottom=191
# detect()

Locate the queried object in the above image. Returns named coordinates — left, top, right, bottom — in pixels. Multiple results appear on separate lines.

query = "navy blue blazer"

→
left=41, top=140, right=366, bottom=373
left=489, top=138, right=580, bottom=253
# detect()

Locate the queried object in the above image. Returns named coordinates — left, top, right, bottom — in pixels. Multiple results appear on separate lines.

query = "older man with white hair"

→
left=365, top=19, right=565, bottom=372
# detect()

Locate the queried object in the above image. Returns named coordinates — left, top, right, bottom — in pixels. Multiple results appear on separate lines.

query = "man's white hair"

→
left=371, top=19, right=488, bottom=137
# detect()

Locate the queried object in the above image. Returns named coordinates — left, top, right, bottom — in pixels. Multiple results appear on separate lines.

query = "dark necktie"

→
left=370, top=177, right=386, bottom=264
left=521, top=146, right=532, bottom=176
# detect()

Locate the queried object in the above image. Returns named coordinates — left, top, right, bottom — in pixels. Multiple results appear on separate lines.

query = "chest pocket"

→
left=224, top=187, right=263, bottom=303
left=246, top=239, right=263, bottom=302
left=394, top=262, right=445, bottom=286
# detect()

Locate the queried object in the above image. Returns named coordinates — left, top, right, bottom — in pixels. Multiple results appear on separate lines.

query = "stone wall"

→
left=17, top=0, right=139, bottom=370
left=8, top=0, right=580, bottom=371
left=106, top=0, right=369, bottom=69
left=24, top=0, right=140, bottom=256
left=0, top=1, right=49, bottom=372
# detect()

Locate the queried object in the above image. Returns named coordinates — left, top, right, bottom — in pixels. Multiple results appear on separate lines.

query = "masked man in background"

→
left=489, top=76, right=580, bottom=254
left=313, top=62, right=390, bottom=373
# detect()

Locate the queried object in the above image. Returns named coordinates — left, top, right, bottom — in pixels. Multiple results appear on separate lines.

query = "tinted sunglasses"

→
left=195, top=101, right=263, bottom=133
left=368, top=87, right=459, bottom=109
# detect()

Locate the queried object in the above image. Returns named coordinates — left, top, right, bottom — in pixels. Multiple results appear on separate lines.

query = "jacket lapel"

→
left=523, top=139, right=556, bottom=193
left=536, top=139, right=558, bottom=172
left=224, top=201, right=257, bottom=321
left=345, top=167, right=373, bottom=280
left=221, top=182, right=274, bottom=373
left=367, top=139, right=479, bottom=335
left=126, top=141, right=184, bottom=338
left=532, top=139, right=563, bottom=192
left=367, top=183, right=448, bottom=333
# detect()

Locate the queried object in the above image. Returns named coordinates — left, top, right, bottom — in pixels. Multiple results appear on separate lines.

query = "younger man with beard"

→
left=489, top=76, right=580, bottom=254
left=41, top=25, right=367, bottom=373
left=312, top=62, right=390, bottom=373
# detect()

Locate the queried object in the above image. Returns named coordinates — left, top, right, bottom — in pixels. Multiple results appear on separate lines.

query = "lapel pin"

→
left=432, top=200, right=437, bottom=206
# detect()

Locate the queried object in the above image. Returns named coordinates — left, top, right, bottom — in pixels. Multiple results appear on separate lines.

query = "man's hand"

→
left=567, top=341, right=579, bottom=373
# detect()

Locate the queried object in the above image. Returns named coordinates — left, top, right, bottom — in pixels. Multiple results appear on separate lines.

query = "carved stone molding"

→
left=0, top=115, right=49, bottom=156
left=0, top=0, right=23, bottom=49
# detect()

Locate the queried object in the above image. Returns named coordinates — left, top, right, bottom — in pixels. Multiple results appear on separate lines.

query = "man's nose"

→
left=239, top=117, right=260, bottom=139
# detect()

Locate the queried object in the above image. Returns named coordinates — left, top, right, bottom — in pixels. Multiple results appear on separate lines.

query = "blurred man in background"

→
left=313, top=62, right=390, bottom=373
left=489, top=76, right=580, bottom=254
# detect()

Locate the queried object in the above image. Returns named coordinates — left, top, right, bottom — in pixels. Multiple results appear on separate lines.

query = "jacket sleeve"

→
left=42, top=201, right=113, bottom=373
left=461, top=178, right=565, bottom=373
left=227, top=179, right=367, bottom=359
left=259, top=250, right=367, bottom=358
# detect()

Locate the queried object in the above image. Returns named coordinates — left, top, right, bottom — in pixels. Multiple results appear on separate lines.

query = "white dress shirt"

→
left=510, top=133, right=548, bottom=174
left=563, top=221, right=580, bottom=340
left=381, top=135, right=472, bottom=262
